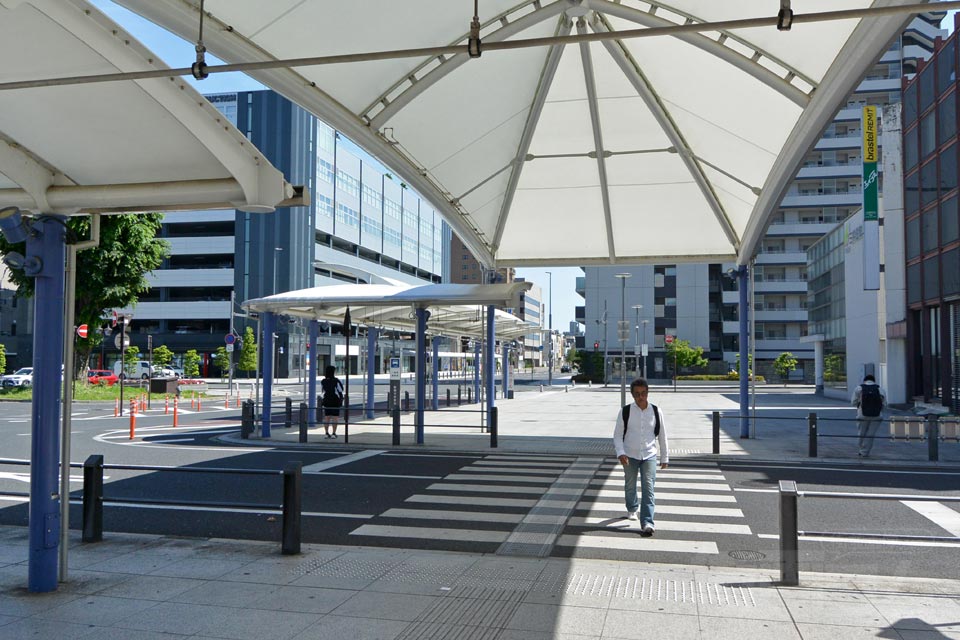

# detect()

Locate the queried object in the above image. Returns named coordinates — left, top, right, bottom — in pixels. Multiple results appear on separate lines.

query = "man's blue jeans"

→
left=623, top=455, right=657, bottom=526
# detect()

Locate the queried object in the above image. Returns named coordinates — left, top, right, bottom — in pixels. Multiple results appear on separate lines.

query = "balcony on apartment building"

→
left=753, top=249, right=809, bottom=265
left=779, top=191, right=863, bottom=208
left=754, top=339, right=813, bottom=355
left=814, top=134, right=861, bottom=151
left=575, top=276, right=585, bottom=298
left=765, top=219, right=841, bottom=236
left=753, top=278, right=809, bottom=294
left=754, top=305, right=808, bottom=323
left=795, top=163, right=861, bottom=179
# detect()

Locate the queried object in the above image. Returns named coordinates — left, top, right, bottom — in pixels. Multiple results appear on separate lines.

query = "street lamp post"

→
left=614, top=273, right=631, bottom=407
left=632, top=304, right=643, bottom=375
left=641, top=320, right=649, bottom=378
left=546, top=270, right=552, bottom=387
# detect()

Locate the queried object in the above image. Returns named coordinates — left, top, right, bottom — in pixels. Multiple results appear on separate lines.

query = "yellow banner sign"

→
left=862, top=106, right=877, bottom=163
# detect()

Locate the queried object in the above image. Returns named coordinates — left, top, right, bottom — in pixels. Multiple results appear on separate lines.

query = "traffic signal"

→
left=594, top=341, right=600, bottom=349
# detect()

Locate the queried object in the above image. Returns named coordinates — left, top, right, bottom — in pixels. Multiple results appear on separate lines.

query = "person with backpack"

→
left=320, top=365, right=345, bottom=439
left=852, top=374, right=886, bottom=457
left=613, top=377, right=669, bottom=536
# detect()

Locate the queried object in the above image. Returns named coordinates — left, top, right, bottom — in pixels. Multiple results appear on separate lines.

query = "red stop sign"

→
left=76, top=324, right=88, bottom=339
left=665, top=335, right=674, bottom=344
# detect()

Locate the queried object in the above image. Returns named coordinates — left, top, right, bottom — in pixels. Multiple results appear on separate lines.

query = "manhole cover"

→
left=728, top=550, right=766, bottom=561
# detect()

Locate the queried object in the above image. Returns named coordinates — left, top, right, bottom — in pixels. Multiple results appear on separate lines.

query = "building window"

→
left=318, top=159, right=335, bottom=184
left=316, top=194, right=334, bottom=218
left=336, top=203, right=359, bottom=227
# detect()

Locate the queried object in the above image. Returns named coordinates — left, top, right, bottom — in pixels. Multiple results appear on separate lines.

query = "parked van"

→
left=113, top=360, right=152, bottom=380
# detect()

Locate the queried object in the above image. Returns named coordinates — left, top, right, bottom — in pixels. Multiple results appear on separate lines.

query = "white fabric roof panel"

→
left=0, top=0, right=296, bottom=215
left=118, top=0, right=929, bottom=265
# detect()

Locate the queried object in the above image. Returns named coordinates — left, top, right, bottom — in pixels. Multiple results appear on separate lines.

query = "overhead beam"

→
left=0, top=138, right=59, bottom=212
left=585, top=0, right=811, bottom=107
left=492, top=16, right=571, bottom=251
left=592, top=14, right=741, bottom=252
left=576, top=18, right=617, bottom=262
left=365, top=0, right=569, bottom=129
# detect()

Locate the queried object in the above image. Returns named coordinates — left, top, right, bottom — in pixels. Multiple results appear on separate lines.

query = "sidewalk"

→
left=238, top=383, right=960, bottom=466
left=1, top=524, right=958, bottom=640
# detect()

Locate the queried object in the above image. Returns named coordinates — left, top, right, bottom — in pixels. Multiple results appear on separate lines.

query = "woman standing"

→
left=320, top=365, right=344, bottom=439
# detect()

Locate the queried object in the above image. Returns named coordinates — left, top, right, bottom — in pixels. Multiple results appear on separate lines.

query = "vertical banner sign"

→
left=862, top=106, right=880, bottom=290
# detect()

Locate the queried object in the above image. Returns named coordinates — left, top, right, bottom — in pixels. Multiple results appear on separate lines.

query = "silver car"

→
left=1, top=367, right=33, bottom=388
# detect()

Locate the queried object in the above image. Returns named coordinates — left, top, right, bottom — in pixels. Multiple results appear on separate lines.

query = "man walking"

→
left=613, top=378, right=669, bottom=536
left=852, top=374, right=885, bottom=457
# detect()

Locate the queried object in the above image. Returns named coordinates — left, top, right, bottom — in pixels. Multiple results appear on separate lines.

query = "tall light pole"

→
left=641, top=320, right=649, bottom=379
left=614, top=273, right=631, bottom=407
left=272, top=246, right=283, bottom=295
left=632, top=304, right=643, bottom=375
left=272, top=246, right=283, bottom=381
left=546, top=271, right=552, bottom=387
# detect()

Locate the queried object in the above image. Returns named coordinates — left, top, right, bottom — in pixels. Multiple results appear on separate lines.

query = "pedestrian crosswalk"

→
left=348, top=454, right=754, bottom=560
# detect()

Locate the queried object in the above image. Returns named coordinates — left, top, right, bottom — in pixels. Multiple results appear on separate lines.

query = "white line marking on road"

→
left=901, top=501, right=960, bottom=537
left=148, top=438, right=196, bottom=444
left=303, top=450, right=384, bottom=472
left=756, top=533, right=960, bottom=548
left=602, top=472, right=726, bottom=481
left=555, top=534, right=719, bottom=554
left=350, top=524, right=508, bottom=543
left=577, top=502, right=744, bottom=518
left=567, top=517, right=752, bottom=534
left=381, top=508, right=523, bottom=523
left=471, top=461, right=570, bottom=468
left=733, top=488, right=779, bottom=494
left=406, top=494, right=537, bottom=508
left=426, top=482, right=554, bottom=494
left=591, top=481, right=731, bottom=492
left=0, top=497, right=372, bottom=519
left=446, top=473, right=555, bottom=484
left=583, top=489, right=737, bottom=503
left=310, top=471, right=443, bottom=480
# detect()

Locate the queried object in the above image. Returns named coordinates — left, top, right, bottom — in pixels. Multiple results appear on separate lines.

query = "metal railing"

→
left=778, top=480, right=960, bottom=585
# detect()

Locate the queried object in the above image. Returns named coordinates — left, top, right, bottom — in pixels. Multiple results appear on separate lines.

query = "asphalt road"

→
left=1, top=398, right=958, bottom=579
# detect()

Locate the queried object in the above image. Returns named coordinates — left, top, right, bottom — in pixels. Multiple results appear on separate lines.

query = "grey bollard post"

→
left=392, top=406, right=401, bottom=446
left=240, top=400, right=254, bottom=439
left=281, top=461, right=302, bottom=555
left=404, top=390, right=410, bottom=411
left=564, top=386, right=568, bottom=393
left=490, top=406, right=498, bottom=448
left=285, top=397, right=293, bottom=429
left=446, top=389, right=450, bottom=407
left=467, top=388, right=472, bottom=403
left=778, top=480, right=800, bottom=585
left=82, top=454, right=104, bottom=543
left=457, top=386, right=462, bottom=406
left=808, top=412, right=817, bottom=458
left=316, top=395, right=323, bottom=423
left=712, top=411, right=721, bottom=455
left=299, top=402, right=308, bottom=444
left=539, top=384, right=543, bottom=392
left=928, top=414, right=940, bottom=462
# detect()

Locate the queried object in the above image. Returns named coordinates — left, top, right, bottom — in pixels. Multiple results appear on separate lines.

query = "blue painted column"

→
left=473, top=340, right=481, bottom=403
left=415, top=308, right=429, bottom=444
left=28, top=215, right=66, bottom=592
left=366, top=327, right=378, bottom=418
left=308, top=320, right=318, bottom=426
left=502, top=343, right=510, bottom=398
left=485, top=305, right=495, bottom=414
left=431, top=336, right=440, bottom=411
left=262, top=312, right=276, bottom=437
left=738, top=265, right=750, bottom=438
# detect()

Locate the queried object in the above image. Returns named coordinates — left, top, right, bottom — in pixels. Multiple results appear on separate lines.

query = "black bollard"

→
left=392, top=406, right=401, bottom=445
left=928, top=414, right=940, bottom=462
left=281, top=462, right=302, bottom=555
left=712, top=411, right=720, bottom=455
left=808, top=412, right=817, bottom=458
left=490, top=406, right=498, bottom=448
left=299, top=402, right=308, bottom=444
left=285, top=397, right=293, bottom=429
left=82, top=454, right=104, bottom=543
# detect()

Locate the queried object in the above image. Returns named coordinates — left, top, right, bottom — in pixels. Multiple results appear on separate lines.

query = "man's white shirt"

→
left=613, top=402, right=669, bottom=464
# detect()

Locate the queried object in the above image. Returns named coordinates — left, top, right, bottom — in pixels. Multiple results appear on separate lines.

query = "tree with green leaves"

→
left=238, top=326, right=258, bottom=377
left=733, top=353, right=754, bottom=380
left=665, top=338, right=708, bottom=372
left=0, top=343, right=6, bottom=374
left=183, top=349, right=201, bottom=378
left=773, top=352, right=798, bottom=385
left=566, top=347, right=581, bottom=369
left=123, top=345, right=139, bottom=378
left=824, top=354, right=845, bottom=382
left=213, top=346, right=230, bottom=379
left=0, top=214, right=168, bottom=375
left=152, top=345, right=174, bottom=367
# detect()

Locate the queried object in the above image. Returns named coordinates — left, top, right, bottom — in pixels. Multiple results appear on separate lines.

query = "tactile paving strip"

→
left=290, top=555, right=400, bottom=580
left=531, top=571, right=757, bottom=606
left=396, top=587, right=525, bottom=640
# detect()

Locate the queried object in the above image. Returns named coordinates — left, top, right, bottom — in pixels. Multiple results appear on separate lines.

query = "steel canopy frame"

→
left=116, top=0, right=932, bottom=268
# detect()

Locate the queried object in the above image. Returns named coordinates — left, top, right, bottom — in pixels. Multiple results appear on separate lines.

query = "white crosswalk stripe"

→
left=577, top=502, right=744, bottom=518
left=556, top=534, right=719, bottom=554
left=567, top=517, right=752, bottom=535
left=583, top=489, right=737, bottom=503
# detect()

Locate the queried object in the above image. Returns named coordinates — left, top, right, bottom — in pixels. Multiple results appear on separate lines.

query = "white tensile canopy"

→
left=119, top=0, right=933, bottom=266
left=243, top=282, right=538, bottom=340
left=0, top=0, right=298, bottom=215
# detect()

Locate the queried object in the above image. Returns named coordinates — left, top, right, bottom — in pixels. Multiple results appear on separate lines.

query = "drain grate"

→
left=728, top=549, right=767, bottom=561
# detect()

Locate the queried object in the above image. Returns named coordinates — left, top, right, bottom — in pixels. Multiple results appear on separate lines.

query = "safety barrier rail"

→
left=777, top=480, right=960, bottom=585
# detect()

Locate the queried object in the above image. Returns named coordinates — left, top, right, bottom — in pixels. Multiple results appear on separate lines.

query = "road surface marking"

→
left=567, top=516, right=752, bottom=535
left=380, top=508, right=523, bottom=523
left=350, top=524, right=508, bottom=543
left=406, top=494, right=537, bottom=508
left=583, top=489, right=737, bottom=503
left=555, top=534, right=718, bottom=554
left=303, top=449, right=384, bottom=472
left=901, top=501, right=960, bottom=536
left=757, top=533, right=960, bottom=548
left=576, top=502, right=744, bottom=518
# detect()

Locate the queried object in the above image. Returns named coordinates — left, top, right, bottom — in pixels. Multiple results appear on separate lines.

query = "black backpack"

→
left=622, top=403, right=661, bottom=437
left=859, top=384, right=882, bottom=417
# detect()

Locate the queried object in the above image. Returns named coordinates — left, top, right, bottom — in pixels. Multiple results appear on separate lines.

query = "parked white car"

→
left=113, top=360, right=152, bottom=380
left=1, top=367, right=34, bottom=388
left=151, top=365, right=176, bottom=378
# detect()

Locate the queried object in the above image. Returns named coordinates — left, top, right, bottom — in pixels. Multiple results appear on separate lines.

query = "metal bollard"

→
left=285, top=397, right=293, bottom=429
left=467, top=388, right=472, bottom=403
left=82, top=454, right=104, bottom=543
left=458, top=386, right=462, bottom=406
left=446, top=389, right=451, bottom=407
left=281, top=462, right=302, bottom=555
left=404, top=390, right=410, bottom=411
left=539, top=384, right=543, bottom=392
left=240, top=400, right=253, bottom=439
left=392, top=406, right=401, bottom=445
left=712, top=411, right=721, bottom=455
left=564, top=386, right=568, bottom=393
left=807, top=412, right=817, bottom=458
left=316, top=395, right=323, bottom=423
left=299, top=402, right=308, bottom=444
left=928, top=414, right=940, bottom=462
left=490, top=406, right=498, bottom=448
left=778, top=480, right=800, bottom=586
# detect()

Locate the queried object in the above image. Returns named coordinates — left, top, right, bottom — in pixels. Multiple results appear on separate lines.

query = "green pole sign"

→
left=862, top=106, right=878, bottom=221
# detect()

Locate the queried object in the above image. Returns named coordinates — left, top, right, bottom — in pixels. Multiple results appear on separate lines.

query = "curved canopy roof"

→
left=0, top=0, right=298, bottom=215
left=243, top=282, right=538, bottom=340
left=120, top=0, right=929, bottom=265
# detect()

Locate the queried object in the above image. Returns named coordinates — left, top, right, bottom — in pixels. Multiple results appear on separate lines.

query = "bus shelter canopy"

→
left=120, top=0, right=933, bottom=266
left=243, top=282, right=538, bottom=340
left=0, top=0, right=299, bottom=215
